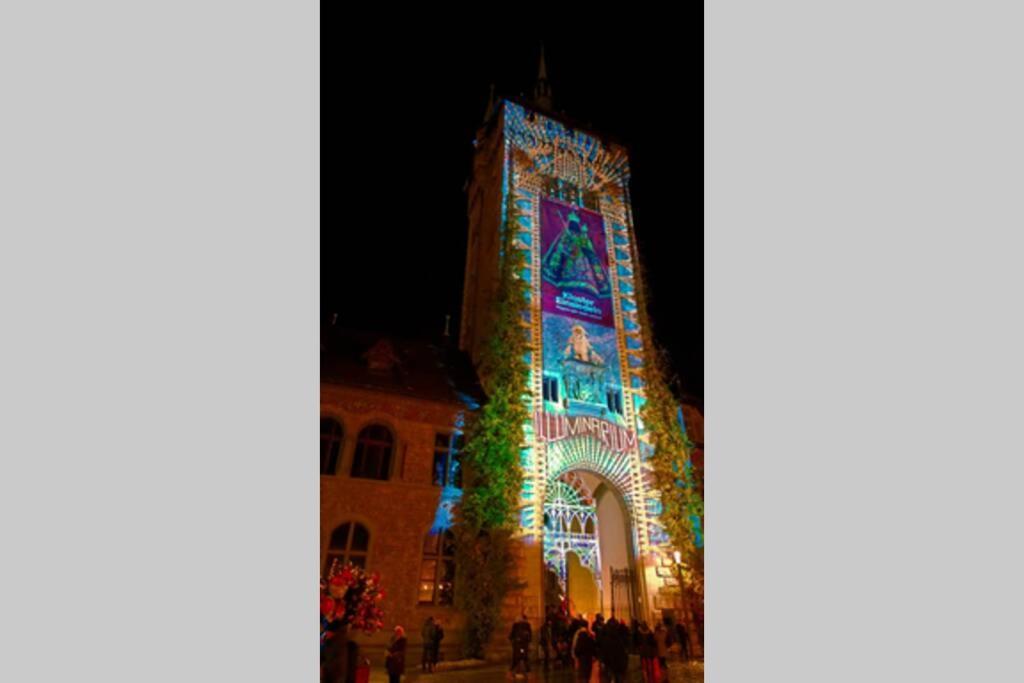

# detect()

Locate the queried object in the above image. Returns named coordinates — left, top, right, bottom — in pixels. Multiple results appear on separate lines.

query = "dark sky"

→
left=325, top=30, right=701, bottom=399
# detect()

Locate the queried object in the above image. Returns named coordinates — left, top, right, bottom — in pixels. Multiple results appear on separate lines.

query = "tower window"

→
left=432, top=432, right=463, bottom=488
left=543, top=376, right=560, bottom=403
left=320, top=417, right=343, bottom=475
left=324, top=521, right=370, bottom=575
left=351, top=425, right=394, bottom=480
left=606, top=389, right=624, bottom=415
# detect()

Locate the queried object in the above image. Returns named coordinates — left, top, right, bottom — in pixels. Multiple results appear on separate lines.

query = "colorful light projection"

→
left=542, top=474, right=601, bottom=589
left=540, top=199, right=613, bottom=327
left=500, top=100, right=669, bottom=575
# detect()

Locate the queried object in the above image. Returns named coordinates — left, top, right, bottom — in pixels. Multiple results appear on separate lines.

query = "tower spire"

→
left=533, top=43, right=552, bottom=112
left=483, top=82, right=496, bottom=123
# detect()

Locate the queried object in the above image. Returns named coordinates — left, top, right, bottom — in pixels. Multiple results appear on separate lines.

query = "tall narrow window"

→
left=324, top=521, right=370, bottom=576
left=418, top=530, right=456, bottom=605
left=543, top=376, right=560, bottom=404
left=351, top=425, right=393, bottom=480
left=432, top=432, right=463, bottom=488
left=606, top=389, right=623, bottom=416
left=320, top=418, right=343, bottom=475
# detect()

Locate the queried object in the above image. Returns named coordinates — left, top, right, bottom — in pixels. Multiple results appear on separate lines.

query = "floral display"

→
left=319, top=562, right=386, bottom=644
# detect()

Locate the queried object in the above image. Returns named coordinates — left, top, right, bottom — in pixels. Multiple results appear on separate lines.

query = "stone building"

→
left=320, top=328, right=482, bottom=664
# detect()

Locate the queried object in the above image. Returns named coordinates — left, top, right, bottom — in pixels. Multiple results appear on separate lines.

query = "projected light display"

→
left=491, top=100, right=675, bottom=609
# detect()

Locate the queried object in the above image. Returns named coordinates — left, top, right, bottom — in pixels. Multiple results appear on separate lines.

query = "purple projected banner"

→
left=540, top=198, right=613, bottom=327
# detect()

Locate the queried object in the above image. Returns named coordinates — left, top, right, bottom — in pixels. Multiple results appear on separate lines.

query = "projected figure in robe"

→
left=541, top=210, right=611, bottom=299
left=564, top=324, right=604, bottom=365
left=561, top=325, right=608, bottom=404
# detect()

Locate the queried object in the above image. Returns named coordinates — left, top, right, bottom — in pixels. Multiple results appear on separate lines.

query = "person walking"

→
left=638, top=622, right=660, bottom=683
left=573, top=625, right=597, bottom=682
left=430, top=618, right=444, bottom=673
left=600, top=617, right=629, bottom=683
left=385, top=626, right=407, bottom=683
left=420, top=617, right=435, bottom=673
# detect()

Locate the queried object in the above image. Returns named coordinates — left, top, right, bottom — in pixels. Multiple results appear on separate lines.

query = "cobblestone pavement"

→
left=373, top=658, right=703, bottom=683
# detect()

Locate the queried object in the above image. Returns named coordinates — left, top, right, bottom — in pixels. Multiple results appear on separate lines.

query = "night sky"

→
left=324, top=31, right=701, bottom=399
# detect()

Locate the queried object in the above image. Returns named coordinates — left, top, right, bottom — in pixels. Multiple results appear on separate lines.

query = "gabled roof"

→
left=321, top=328, right=484, bottom=409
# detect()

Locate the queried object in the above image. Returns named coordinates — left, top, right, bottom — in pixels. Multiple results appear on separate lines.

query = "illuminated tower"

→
left=460, top=73, right=679, bottom=624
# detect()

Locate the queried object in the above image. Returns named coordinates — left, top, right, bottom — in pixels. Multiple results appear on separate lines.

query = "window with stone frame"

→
left=350, top=425, right=394, bottom=480
left=320, top=417, right=343, bottom=475
left=431, top=432, right=463, bottom=488
left=324, top=521, right=370, bottom=576
left=418, top=529, right=455, bottom=605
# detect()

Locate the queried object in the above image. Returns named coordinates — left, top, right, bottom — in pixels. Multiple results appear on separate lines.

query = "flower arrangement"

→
left=319, top=563, right=386, bottom=641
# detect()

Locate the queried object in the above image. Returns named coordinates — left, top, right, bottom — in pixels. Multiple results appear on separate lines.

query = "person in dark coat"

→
left=675, top=621, right=690, bottom=662
left=420, top=617, right=435, bottom=673
left=638, top=622, right=659, bottom=683
left=320, top=619, right=346, bottom=683
left=540, top=617, right=552, bottom=667
left=509, top=613, right=533, bottom=674
left=430, top=619, right=445, bottom=673
left=600, top=617, right=629, bottom=683
left=385, top=626, right=407, bottom=683
left=573, top=626, right=597, bottom=682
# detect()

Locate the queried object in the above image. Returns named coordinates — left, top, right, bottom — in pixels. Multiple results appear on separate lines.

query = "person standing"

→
left=675, top=621, right=690, bottom=663
left=653, top=622, right=669, bottom=672
left=385, top=626, right=407, bottom=683
left=509, top=613, right=531, bottom=675
left=420, top=617, right=435, bottom=673
left=320, top=618, right=346, bottom=683
left=540, top=617, right=552, bottom=668
left=430, top=618, right=445, bottom=673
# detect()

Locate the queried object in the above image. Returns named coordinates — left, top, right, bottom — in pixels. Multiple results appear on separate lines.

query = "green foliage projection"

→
left=635, top=257, right=705, bottom=596
left=453, top=196, right=531, bottom=658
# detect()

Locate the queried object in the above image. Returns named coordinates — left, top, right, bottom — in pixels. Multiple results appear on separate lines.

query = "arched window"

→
left=320, top=418, right=343, bottom=475
left=418, top=529, right=455, bottom=605
left=432, top=432, right=463, bottom=488
left=324, top=521, right=370, bottom=576
left=350, top=425, right=394, bottom=480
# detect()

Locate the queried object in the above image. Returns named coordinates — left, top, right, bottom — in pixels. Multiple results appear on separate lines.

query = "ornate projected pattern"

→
left=543, top=475, right=600, bottom=588
left=501, top=101, right=668, bottom=576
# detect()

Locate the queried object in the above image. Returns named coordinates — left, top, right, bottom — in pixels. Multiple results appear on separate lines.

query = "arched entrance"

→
left=542, top=468, right=641, bottom=622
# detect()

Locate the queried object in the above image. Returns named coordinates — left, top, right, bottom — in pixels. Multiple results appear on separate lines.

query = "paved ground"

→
left=369, top=658, right=703, bottom=683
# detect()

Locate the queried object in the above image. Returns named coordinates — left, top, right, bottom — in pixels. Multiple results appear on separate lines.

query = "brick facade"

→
left=320, top=379, right=469, bottom=665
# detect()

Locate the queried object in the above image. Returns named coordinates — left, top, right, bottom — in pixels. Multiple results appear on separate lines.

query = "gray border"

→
left=708, top=1, right=1024, bottom=679
left=0, top=1, right=319, bottom=680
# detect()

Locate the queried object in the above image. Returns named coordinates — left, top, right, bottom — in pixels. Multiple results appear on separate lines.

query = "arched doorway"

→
left=542, top=469, right=641, bottom=622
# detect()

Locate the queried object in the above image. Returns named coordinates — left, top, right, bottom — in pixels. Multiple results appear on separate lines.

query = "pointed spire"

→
left=533, top=43, right=552, bottom=112
left=483, top=82, right=496, bottom=122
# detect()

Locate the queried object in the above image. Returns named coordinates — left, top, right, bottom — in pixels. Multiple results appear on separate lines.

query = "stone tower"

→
left=460, top=86, right=682, bottom=629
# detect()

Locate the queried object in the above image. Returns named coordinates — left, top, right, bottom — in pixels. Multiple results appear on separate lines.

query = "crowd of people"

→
left=324, top=609, right=697, bottom=682
left=511, top=607, right=695, bottom=682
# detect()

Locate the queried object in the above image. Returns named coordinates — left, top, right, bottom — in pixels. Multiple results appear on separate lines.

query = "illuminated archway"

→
left=541, top=458, right=643, bottom=621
